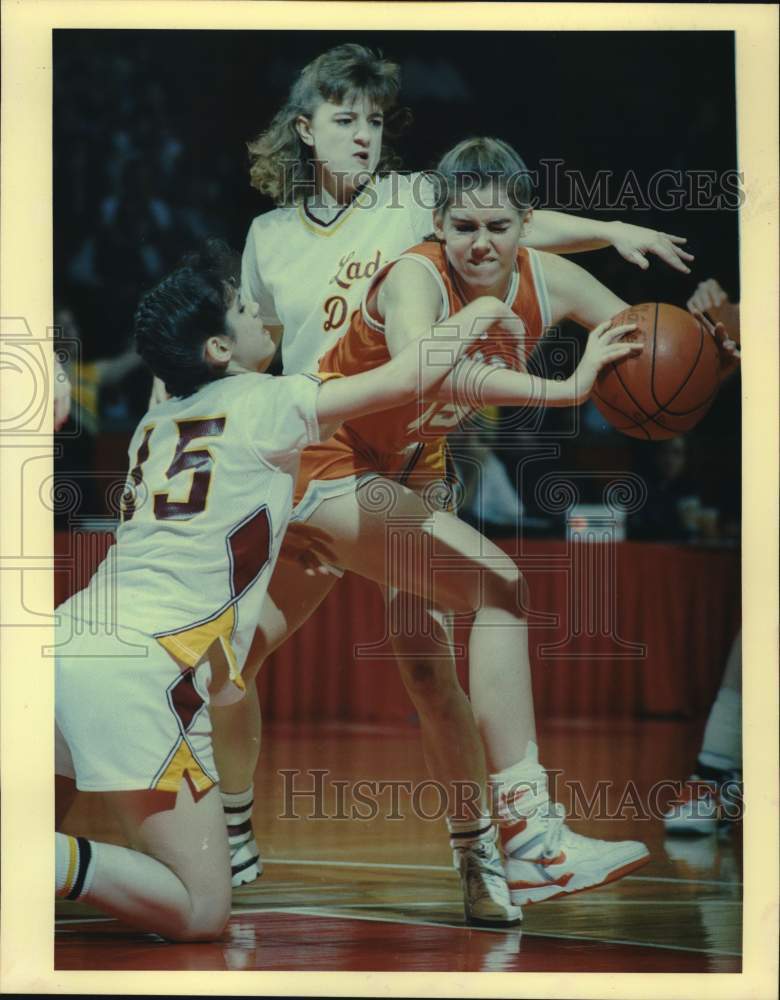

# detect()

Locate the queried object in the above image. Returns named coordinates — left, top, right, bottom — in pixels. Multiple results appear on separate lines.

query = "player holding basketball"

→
left=216, top=128, right=667, bottom=926
left=54, top=240, right=536, bottom=939
left=210, top=44, right=694, bottom=922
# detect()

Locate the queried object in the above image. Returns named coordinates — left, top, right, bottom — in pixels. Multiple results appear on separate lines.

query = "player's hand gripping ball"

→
left=591, top=303, right=721, bottom=441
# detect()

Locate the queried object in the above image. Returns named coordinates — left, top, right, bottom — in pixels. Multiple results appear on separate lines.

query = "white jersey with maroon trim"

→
left=241, top=172, right=436, bottom=375
left=58, top=372, right=322, bottom=703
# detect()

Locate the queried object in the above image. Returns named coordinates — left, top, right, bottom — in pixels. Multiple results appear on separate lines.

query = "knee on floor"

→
left=165, top=897, right=231, bottom=943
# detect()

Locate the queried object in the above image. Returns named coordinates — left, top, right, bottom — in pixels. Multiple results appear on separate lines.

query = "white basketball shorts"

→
left=55, top=614, right=218, bottom=794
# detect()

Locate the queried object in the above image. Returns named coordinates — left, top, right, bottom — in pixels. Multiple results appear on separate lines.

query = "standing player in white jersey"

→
left=214, top=44, right=695, bottom=905
left=54, top=240, right=523, bottom=939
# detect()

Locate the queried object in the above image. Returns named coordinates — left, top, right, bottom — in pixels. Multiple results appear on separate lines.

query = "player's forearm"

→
left=412, top=297, right=512, bottom=395
left=315, top=342, right=446, bottom=426
left=385, top=296, right=512, bottom=399
left=439, top=361, right=584, bottom=409
left=522, top=210, right=613, bottom=254
left=316, top=301, right=502, bottom=427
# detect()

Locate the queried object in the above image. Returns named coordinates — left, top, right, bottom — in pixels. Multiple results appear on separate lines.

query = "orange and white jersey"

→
left=58, top=372, right=322, bottom=704
left=241, top=173, right=437, bottom=374
left=316, top=240, right=552, bottom=464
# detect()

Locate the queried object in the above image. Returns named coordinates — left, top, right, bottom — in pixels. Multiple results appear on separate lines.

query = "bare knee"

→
left=166, top=920, right=227, bottom=943
left=165, top=893, right=231, bottom=943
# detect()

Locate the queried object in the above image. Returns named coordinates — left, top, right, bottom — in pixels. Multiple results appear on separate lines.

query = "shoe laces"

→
left=461, top=833, right=499, bottom=864
left=461, top=838, right=508, bottom=898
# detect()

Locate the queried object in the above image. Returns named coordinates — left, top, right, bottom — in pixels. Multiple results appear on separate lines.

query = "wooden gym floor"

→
left=55, top=718, right=742, bottom=973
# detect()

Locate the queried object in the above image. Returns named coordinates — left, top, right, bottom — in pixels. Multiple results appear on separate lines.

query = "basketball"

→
left=592, top=303, right=722, bottom=441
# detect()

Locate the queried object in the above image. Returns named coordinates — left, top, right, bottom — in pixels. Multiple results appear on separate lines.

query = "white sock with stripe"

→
left=56, top=832, right=97, bottom=900
left=221, top=786, right=262, bottom=882
left=447, top=813, right=495, bottom=853
left=55, top=830, right=229, bottom=938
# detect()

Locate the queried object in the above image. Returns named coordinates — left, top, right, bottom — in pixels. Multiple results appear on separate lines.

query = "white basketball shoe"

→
left=230, top=836, right=263, bottom=888
left=663, top=767, right=743, bottom=836
left=496, top=771, right=650, bottom=906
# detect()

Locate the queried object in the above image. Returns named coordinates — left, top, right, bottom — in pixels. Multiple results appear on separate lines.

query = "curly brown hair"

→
left=247, top=44, right=405, bottom=205
left=134, top=239, right=239, bottom=397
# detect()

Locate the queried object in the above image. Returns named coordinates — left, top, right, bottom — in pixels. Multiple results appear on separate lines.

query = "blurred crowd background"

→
left=53, top=30, right=741, bottom=542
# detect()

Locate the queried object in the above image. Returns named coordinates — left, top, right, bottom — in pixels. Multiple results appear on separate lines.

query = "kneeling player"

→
left=54, top=239, right=521, bottom=940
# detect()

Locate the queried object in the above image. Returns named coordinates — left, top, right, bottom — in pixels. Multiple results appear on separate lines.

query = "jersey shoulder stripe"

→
left=525, top=248, right=552, bottom=330
left=359, top=246, right=451, bottom=335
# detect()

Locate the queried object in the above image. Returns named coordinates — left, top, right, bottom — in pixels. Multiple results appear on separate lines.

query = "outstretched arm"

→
left=687, top=279, right=740, bottom=382
left=687, top=278, right=740, bottom=341
left=541, top=248, right=630, bottom=330
left=524, top=210, right=694, bottom=274
left=379, top=255, right=638, bottom=411
left=443, top=318, right=640, bottom=408
left=315, top=285, right=510, bottom=430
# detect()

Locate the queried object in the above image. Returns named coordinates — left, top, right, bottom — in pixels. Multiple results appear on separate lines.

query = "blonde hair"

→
left=248, top=44, right=403, bottom=205
left=432, top=137, right=534, bottom=215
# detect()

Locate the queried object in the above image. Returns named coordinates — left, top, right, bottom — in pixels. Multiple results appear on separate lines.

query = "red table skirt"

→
left=54, top=534, right=740, bottom=721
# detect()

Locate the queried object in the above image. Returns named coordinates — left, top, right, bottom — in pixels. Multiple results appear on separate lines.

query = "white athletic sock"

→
left=222, top=785, right=254, bottom=829
left=447, top=813, right=494, bottom=852
left=221, top=785, right=259, bottom=879
left=489, top=743, right=549, bottom=855
left=56, top=835, right=225, bottom=938
left=56, top=832, right=98, bottom=900
left=699, top=687, right=742, bottom=771
left=490, top=742, right=546, bottom=805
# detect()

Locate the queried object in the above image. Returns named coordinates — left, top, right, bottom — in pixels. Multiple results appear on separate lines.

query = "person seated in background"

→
left=626, top=435, right=710, bottom=542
